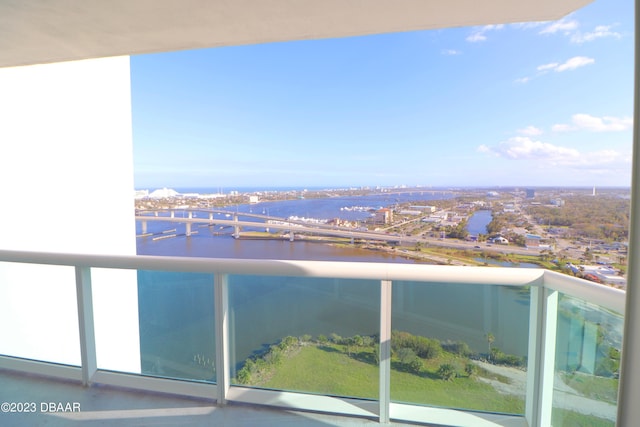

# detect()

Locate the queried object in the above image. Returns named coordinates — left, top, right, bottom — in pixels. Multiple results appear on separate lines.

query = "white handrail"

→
left=0, top=249, right=624, bottom=313
left=543, top=270, right=626, bottom=314
left=0, top=249, right=543, bottom=285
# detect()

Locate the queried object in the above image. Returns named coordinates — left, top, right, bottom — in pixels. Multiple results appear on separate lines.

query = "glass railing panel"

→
left=552, top=293, right=623, bottom=427
left=0, top=262, right=80, bottom=366
left=391, top=281, right=529, bottom=414
left=133, top=270, right=216, bottom=382
left=229, top=275, right=379, bottom=399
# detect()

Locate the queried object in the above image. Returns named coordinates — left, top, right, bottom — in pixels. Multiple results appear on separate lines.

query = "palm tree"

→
left=486, top=332, right=495, bottom=361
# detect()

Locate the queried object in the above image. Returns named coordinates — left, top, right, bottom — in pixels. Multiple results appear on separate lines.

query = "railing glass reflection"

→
left=138, top=270, right=216, bottom=382
left=551, top=293, right=622, bottom=427
left=391, top=281, right=528, bottom=413
left=228, top=275, right=379, bottom=398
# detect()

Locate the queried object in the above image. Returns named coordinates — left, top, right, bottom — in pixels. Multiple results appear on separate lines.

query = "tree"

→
left=486, top=333, right=495, bottom=361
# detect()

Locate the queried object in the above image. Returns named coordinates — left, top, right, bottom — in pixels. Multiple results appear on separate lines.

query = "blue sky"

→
left=131, top=0, right=634, bottom=190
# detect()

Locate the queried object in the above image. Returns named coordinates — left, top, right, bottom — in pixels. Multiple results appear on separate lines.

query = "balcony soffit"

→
left=1, top=0, right=593, bottom=68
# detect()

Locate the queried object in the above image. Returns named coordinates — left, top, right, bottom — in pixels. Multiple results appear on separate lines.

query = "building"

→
left=0, top=1, right=638, bottom=427
left=373, top=208, right=394, bottom=224
left=410, top=205, right=437, bottom=213
left=489, top=236, right=509, bottom=244
left=526, top=189, right=536, bottom=199
left=525, top=233, right=543, bottom=248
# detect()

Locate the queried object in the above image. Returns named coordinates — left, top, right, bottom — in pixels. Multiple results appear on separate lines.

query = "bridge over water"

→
left=135, top=209, right=408, bottom=244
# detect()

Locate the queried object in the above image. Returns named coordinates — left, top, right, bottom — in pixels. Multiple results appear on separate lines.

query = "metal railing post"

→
left=215, top=272, right=230, bottom=404
left=617, top=0, right=640, bottom=424
left=379, top=280, right=392, bottom=423
left=526, top=285, right=558, bottom=427
left=75, top=266, right=97, bottom=386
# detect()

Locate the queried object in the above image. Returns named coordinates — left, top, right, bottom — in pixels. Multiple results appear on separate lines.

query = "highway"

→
left=136, top=214, right=409, bottom=243
left=136, top=210, right=542, bottom=255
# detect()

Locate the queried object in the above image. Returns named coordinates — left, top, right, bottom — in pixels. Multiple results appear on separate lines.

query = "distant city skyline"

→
left=131, top=0, right=634, bottom=189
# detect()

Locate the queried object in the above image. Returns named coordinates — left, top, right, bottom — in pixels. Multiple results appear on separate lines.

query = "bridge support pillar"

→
left=142, top=221, right=147, bottom=235
left=233, top=215, right=240, bottom=239
left=170, top=211, right=175, bottom=218
left=351, top=237, right=355, bottom=244
left=186, top=211, right=192, bottom=237
left=289, top=231, right=294, bottom=242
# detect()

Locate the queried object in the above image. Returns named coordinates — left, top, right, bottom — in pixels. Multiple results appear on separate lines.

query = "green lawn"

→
left=260, top=344, right=524, bottom=414
left=560, top=372, right=619, bottom=404
left=551, top=408, right=615, bottom=427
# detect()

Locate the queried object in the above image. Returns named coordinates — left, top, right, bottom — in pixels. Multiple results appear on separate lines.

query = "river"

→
left=466, top=209, right=492, bottom=236
left=135, top=194, right=615, bottom=385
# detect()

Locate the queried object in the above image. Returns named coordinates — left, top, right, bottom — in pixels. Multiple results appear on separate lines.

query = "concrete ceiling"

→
left=1, top=0, right=593, bottom=68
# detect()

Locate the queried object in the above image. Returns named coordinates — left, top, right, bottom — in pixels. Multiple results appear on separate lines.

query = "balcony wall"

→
left=0, top=58, right=140, bottom=373
left=0, top=250, right=625, bottom=427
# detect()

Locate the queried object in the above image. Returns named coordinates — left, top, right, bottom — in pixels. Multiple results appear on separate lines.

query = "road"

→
left=137, top=212, right=541, bottom=256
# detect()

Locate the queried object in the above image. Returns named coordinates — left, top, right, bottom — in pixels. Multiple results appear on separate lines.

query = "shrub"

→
left=300, top=334, right=312, bottom=343
left=361, top=335, right=374, bottom=347
left=408, top=357, right=423, bottom=374
left=280, top=336, right=298, bottom=349
left=465, top=363, right=478, bottom=377
left=437, top=363, right=457, bottom=381
left=397, top=347, right=417, bottom=364
left=396, top=347, right=422, bottom=374
left=442, top=340, right=472, bottom=357
left=391, top=330, right=442, bottom=360
left=236, top=367, right=251, bottom=384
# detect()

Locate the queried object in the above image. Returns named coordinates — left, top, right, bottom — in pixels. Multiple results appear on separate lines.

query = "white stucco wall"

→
left=0, top=57, right=140, bottom=373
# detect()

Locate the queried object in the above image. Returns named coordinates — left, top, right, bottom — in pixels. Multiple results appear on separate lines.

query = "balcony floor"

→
left=0, top=368, right=417, bottom=427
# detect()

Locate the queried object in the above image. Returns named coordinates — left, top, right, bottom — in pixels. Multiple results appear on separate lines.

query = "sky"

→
left=131, top=0, right=635, bottom=190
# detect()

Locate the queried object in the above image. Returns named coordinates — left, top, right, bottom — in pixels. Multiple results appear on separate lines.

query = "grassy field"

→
left=551, top=408, right=615, bottom=427
left=260, top=343, right=525, bottom=414
left=560, top=371, right=619, bottom=404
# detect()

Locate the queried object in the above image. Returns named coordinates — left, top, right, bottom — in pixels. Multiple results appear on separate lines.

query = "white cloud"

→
left=518, top=126, right=543, bottom=136
left=537, top=63, right=559, bottom=72
left=466, top=33, right=486, bottom=43
left=466, top=24, right=504, bottom=43
left=441, top=49, right=462, bottom=56
left=520, top=56, right=594, bottom=83
left=510, top=21, right=546, bottom=30
left=553, top=114, right=633, bottom=132
left=539, top=18, right=579, bottom=35
left=556, top=56, right=595, bottom=72
left=514, top=77, right=530, bottom=84
left=571, top=24, right=622, bottom=43
left=478, top=137, right=629, bottom=169
left=481, top=137, right=579, bottom=160
left=534, top=57, right=594, bottom=74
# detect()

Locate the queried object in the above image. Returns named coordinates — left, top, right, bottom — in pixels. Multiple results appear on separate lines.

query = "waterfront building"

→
left=373, top=208, right=394, bottom=224
left=0, top=2, right=637, bottom=427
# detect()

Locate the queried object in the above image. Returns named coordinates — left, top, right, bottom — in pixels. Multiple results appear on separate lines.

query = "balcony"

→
left=0, top=249, right=625, bottom=427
